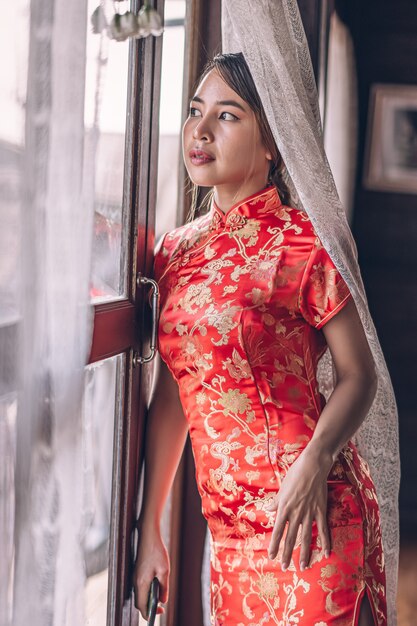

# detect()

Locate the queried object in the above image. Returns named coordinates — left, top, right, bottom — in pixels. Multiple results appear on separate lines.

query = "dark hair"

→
left=186, top=52, right=291, bottom=221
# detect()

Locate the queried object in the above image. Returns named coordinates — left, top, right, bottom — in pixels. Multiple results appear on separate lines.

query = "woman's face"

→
left=182, top=68, right=271, bottom=189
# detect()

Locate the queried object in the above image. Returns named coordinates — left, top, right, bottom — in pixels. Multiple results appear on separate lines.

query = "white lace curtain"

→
left=0, top=0, right=97, bottom=623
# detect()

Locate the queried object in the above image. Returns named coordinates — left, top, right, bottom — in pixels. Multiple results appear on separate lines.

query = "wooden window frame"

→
left=87, top=1, right=164, bottom=624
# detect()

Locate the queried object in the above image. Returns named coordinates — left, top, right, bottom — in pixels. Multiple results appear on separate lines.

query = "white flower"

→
left=90, top=5, right=107, bottom=34
left=91, top=2, right=163, bottom=41
left=108, top=11, right=139, bottom=41
left=136, top=3, right=164, bottom=37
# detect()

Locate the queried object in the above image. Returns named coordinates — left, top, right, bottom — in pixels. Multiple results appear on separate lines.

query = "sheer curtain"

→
left=0, top=0, right=99, bottom=623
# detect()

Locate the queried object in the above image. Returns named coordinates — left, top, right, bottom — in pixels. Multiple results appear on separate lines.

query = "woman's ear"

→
left=265, top=151, right=272, bottom=161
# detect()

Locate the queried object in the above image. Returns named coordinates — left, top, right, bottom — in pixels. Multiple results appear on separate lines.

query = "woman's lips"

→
left=189, top=149, right=215, bottom=166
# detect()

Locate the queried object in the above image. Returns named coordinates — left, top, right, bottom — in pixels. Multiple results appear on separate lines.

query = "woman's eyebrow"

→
left=190, top=95, right=246, bottom=112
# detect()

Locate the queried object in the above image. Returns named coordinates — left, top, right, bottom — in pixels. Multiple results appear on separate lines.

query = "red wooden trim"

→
left=88, top=301, right=136, bottom=364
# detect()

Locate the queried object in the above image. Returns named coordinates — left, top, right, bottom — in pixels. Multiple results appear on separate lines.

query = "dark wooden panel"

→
left=399, top=410, right=417, bottom=533
left=359, top=33, right=417, bottom=83
left=354, top=196, right=417, bottom=267
left=360, top=0, right=417, bottom=34
left=176, top=441, right=207, bottom=626
left=346, top=0, right=417, bottom=527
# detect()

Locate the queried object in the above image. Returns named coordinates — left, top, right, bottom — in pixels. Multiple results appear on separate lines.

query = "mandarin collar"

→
left=208, top=184, right=281, bottom=231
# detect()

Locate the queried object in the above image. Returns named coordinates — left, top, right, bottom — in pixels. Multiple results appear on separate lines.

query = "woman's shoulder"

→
left=153, top=212, right=211, bottom=279
left=278, top=203, right=318, bottom=245
left=156, top=212, right=211, bottom=256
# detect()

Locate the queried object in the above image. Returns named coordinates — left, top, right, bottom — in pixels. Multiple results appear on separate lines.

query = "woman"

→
left=133, top=53, right=386, bottom=626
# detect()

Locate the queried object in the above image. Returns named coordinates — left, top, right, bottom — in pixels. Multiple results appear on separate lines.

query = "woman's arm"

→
left=137, top=353, right=189, bottom=528
left=306, top=296, right=378, bottom=463
left=133, top=353, right=189, bottom=619
left=267, top=297, right=378, bottom=570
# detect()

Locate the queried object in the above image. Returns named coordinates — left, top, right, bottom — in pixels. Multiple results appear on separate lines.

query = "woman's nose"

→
left=192, top=120, right=213, bottom=141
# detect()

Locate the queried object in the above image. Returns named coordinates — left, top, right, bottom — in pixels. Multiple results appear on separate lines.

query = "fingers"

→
left=271, top=515, right=329, bottom=572
left=316, top=508, right=331, bottom=558
left=134, top=569, right=169, bottom=621
left=299, top=515, right=313, bottom=571
left=133, top=575, right=147, bottom=619
left=280, top=517, right=300, bottom=571
left=268, top=509, right=330, bottom=572
left=158, top=574, right=169, bottom=604
left=268, top=512, right=287, bottom=560
left=267, top=480, right=331, bottom=572
left=133, top=574, right=151, bottom=620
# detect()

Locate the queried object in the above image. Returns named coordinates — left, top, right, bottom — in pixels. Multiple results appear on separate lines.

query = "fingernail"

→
left=300, top=561, right=305, bottom=571
left=325, top=550, right=330, bottom=558
left=281, top=562, right=287, bottom=571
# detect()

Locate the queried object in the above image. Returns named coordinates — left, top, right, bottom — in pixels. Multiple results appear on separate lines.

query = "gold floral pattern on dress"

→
left=219, top=389, right=252, bottom=415
left=222, top=348, right=253, bottom=382
left=255, top=572, right=279, bottom=600
left=154, top=185, right=387, bottom=625
left=225, top=212, right=248, bottom=231
left=300, top=235, right=352, bottom=329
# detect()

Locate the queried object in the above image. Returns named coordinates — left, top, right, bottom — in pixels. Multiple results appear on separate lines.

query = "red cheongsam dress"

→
left=153, top=184, right=387, bottom=626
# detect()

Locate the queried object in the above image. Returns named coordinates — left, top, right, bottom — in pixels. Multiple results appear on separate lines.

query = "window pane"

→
left=86, top=0, right=130, bottom=303
left=0, top=0, right=29, bottom=327
left=155, top=0, right=186, bottom=241
left=83, top=353, right=125, bottom=625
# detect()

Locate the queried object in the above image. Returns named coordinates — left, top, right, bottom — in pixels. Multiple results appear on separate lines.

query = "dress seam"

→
left=239, top=309, right=280, bottom=480
left=340, top=448, right=381, bottom=625
left=315, top=291, right=353, bottom=329
left=297, top=240, right=316, bottom=320
left=352, top=581, right=379, bottom=626
left=301, top=323, right=322, bottom=418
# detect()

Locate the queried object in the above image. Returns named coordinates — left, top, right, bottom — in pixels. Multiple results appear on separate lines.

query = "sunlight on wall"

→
left=156, top=0, right=186, bottom=239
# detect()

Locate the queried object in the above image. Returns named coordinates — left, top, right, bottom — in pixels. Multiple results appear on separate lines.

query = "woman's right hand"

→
left=133, top=521, right=170, bottom=621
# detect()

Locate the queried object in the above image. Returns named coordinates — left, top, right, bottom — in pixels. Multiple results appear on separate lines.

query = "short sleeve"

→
left=299, top=236, right=353, bottom=329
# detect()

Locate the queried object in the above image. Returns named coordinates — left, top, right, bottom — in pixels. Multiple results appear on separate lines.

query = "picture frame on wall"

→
left=363, top=83, right=417, bottom=194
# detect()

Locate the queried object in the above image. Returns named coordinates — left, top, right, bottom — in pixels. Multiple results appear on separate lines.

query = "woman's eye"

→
left=188, top=108, right=238, bottom=121
left=220, top=111, right=238, bottom=121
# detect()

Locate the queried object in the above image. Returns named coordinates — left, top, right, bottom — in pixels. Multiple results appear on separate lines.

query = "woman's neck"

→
left=213, top=179, right=271, bottom=214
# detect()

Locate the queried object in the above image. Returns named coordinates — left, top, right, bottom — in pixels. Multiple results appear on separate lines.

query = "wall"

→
left=344, top=0, right=417, bottom=533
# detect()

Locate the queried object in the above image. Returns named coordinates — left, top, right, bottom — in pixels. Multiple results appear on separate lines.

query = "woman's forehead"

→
left=195, top=70, right=242, bottom=101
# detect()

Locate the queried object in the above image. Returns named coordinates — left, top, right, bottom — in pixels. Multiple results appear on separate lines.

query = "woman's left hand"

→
left=265, top=446, right=333, bottom=571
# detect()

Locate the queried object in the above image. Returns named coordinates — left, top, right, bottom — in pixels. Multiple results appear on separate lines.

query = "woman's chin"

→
left=187, top=173, right=218, bottom=187
left=184, top=159, right=219, bottom=187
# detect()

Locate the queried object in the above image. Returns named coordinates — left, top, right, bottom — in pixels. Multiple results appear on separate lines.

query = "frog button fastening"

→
left=209, top=210, right=223, bottom=231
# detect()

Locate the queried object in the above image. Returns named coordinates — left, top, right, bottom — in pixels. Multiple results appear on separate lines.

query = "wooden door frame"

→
left=86, top=0, right=164, bottom=623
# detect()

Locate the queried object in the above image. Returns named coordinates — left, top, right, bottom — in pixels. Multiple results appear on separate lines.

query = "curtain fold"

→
left=0, top=0, right=98, bottom=623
